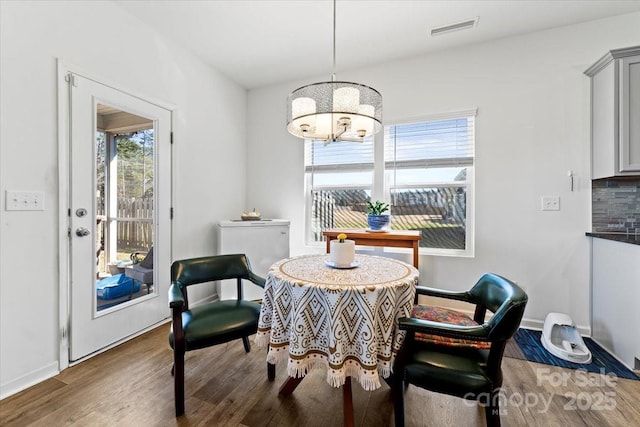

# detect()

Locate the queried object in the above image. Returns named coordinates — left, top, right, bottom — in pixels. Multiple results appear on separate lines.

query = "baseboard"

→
left=520, top=318, right=592, bottom=337
left=0, top=361, right=59, bottom=400
left=518, top=318, right=542, bottom=331
left=191, top=293, right=219, bottom=307
left=590, top=336, right=636, bottom=372
left=1, top=318, right=173, bottom=400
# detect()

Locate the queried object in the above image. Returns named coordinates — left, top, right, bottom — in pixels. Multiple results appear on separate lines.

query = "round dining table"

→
left=256, top=253, right=419, bottom=426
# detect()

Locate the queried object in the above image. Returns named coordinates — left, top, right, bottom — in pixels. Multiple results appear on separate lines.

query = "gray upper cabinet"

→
left=585, top=46, right=640, bottom=179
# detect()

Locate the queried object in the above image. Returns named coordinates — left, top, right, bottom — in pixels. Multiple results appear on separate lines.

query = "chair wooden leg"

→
left=392, top=377, right=405, bottom=427
left=174, top=350, right=185, bottom=416
left=266, top=343, right=276, bottom=381
left=268, top=362, right=276, bottom=381
left=485, top=389, right=501, bottom=427
left=242, top=336, right=251, bottom=352
left=343, top=377, right=355, bottom=427
left=383, top=372, right=394, bottom=388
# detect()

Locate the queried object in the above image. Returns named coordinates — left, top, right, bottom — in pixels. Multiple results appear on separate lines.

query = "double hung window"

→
left=304, top=137, right=374, bottom=242
left=305, top=110, right=475, bottom=256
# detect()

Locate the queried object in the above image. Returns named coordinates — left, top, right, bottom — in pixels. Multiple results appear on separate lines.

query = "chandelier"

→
left=286, top=0, right=382, bottom=143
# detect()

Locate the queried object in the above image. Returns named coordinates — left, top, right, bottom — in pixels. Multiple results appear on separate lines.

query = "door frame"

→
left=57, top=60, right=176, bottom=370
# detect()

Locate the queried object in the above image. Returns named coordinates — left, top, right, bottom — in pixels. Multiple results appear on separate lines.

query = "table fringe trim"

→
left=254, top=331, right=270, bottom=348
left=257, top=335, right=394, bottom=392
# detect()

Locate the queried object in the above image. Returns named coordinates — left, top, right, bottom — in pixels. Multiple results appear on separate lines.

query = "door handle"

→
left=75, top=227, right=90, bottom=237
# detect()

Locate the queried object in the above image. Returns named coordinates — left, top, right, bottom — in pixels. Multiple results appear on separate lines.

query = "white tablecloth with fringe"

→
left=256, top=253, right=418, bottom=391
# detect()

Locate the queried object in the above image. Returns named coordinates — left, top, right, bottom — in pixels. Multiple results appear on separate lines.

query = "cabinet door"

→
left=619, top=55, right=640, bottom=172
left=591, top=239, right=640, bottom=370
left=591, top=61, right=617, bottom=179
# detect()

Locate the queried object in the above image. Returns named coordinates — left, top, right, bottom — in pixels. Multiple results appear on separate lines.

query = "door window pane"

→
left=95, top=104, right=155, bottom=310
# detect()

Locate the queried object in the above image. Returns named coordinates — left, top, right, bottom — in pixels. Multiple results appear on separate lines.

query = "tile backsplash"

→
left=592, top=178, right=640, bottom=234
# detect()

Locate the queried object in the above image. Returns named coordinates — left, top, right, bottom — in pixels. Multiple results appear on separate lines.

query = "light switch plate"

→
left=5, top=190, right=45, bottom=211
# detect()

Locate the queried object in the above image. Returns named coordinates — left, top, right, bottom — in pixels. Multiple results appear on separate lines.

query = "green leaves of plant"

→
left=366, top=200, right=389, bottom=215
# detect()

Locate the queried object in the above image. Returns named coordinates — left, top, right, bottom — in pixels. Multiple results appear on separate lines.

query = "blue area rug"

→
left=512, top=328, right=639, bottom=381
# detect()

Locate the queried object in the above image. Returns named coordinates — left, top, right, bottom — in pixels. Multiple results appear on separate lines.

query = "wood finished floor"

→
left=1, top=325, right=639, bottom=427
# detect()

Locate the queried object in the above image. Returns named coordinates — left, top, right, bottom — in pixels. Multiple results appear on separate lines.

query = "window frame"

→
left=304, top=109, right=476, bottom=257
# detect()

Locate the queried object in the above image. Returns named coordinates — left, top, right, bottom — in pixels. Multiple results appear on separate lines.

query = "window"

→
left=305, top=110, right=475, bottom=256
left=385, top=111, right=475, bottom=256
left=304, top=137, right=374, bottom=242
left=96, top=125, right=155, bottom=276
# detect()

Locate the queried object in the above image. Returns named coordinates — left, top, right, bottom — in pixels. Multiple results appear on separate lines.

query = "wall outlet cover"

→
left=541, top=196, right=560, bottom=211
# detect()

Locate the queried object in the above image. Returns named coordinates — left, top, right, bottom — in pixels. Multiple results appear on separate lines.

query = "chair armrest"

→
left=248, top=271, right=266, bottom=288
left=416, top=286, right=471, bottom=303
left=130, top=251, right=149, bottom=264
left=398, top=316, right=489, bottom=342
left=168, top=282, right=184, bottom=309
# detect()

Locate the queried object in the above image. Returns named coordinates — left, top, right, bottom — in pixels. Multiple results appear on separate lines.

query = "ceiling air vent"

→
left=430, top=17, right=478, bottom=37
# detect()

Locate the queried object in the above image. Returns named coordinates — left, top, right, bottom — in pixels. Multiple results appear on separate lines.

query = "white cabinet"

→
left=216, top=219, right=290, bottom=300
left=585, top=46, right=640, bottom=179
left=591, top=238, right=640, bottom=370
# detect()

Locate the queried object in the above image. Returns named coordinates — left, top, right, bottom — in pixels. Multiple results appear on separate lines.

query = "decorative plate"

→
left=324, top=260, right=360, bottom=269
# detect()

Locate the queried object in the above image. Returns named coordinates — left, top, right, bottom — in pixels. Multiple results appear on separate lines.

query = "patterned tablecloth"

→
left=256, top=254, right=418, bottom=391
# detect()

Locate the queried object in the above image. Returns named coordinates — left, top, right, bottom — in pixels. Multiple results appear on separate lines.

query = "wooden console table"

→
left=323, top=228, right=421, bottom=268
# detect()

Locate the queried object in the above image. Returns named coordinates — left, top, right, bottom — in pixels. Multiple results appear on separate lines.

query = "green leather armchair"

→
left=168, top=254, right=270, bottom=416
left=392, top=273, right=528, bottom=427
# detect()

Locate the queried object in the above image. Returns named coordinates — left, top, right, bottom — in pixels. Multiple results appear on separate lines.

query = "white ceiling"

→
left=114, top=0, right=640, bottom=89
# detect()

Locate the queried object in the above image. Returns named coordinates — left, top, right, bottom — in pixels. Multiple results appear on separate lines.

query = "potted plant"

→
left=366, top=200, right=390, bottom=230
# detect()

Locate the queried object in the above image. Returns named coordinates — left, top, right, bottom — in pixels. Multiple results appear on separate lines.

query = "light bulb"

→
left=292, top=97, right=316, bottom=118
left=315, top=113, right=333, bottom=137
left=333, top=87, right=360, bottom=113
left=352, top=104, right=375, bottom=135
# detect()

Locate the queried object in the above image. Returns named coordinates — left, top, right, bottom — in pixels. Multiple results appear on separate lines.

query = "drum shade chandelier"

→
left=286, top=0, right=382, bottom=144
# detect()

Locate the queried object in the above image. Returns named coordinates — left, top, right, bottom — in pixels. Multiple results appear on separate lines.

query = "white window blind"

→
left=305, top=138, right=374, bottom=173
left=383, top=111, right=476, bottom=255
left=385, top=114, right=475, bottom=172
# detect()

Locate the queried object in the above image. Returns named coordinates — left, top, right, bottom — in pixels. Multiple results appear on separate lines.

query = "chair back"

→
left=469, top=273, right=528, bottom=342
left=171, top=254, right=254, bottom=288
left=168, top=253, right=269, bottom=416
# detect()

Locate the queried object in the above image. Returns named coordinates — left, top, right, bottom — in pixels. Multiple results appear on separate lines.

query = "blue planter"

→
left=367, top=214, right=390, bottom=230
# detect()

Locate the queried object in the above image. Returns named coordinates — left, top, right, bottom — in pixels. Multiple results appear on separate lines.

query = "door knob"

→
left=75, top=227, right=90, bottom=237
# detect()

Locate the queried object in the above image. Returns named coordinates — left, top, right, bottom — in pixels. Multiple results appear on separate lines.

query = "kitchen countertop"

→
left=586, top=232, right=640, bottom=245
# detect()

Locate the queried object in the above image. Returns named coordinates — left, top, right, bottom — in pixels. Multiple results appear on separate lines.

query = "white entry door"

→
left=67, top=72, right=172, bottom=361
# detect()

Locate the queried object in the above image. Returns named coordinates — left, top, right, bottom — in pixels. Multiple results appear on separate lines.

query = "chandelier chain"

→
left=286, top=0, right=382, bottom=143
left=332, top=0, right=336, bottom=81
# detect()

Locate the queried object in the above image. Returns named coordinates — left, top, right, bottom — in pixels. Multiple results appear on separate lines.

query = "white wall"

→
left=0, top=0, right=247, bottom=397
left=247, top=13, right=640, bottom=332
left=1, top=0, right=638, bottom=400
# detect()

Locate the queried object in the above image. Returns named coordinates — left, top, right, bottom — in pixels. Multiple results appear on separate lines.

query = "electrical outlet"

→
left=5, top=190, right=45, bottom=211
left=541, top=196, right=560, bottom=211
